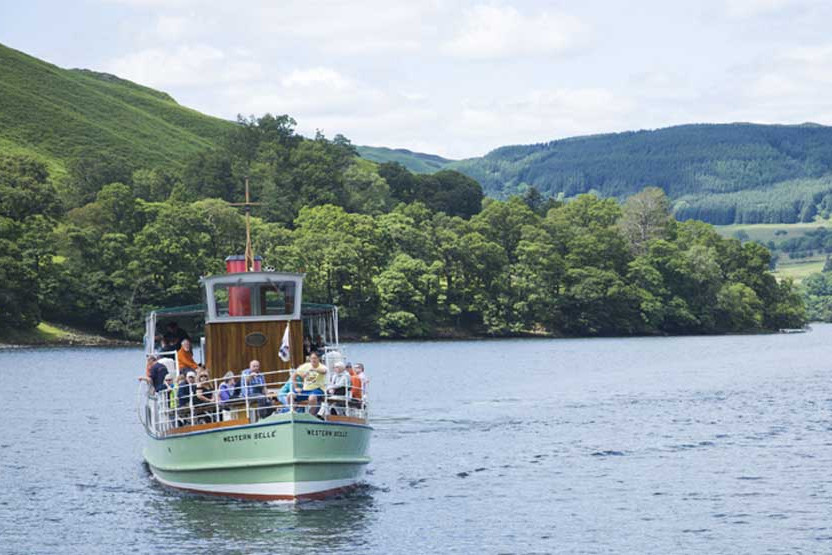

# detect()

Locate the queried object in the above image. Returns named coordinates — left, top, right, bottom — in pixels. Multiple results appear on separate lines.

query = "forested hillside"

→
left=443, top=123, right=832, bottom=225
left=356, top=146, right=454, bottom=173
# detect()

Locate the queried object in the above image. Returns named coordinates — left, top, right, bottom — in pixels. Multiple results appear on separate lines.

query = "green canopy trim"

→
left=151, top=304, right=207, bottom=316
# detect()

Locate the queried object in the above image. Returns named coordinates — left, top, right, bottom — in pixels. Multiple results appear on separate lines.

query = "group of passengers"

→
left=141, top=350, right=368, bottom=427
left=302, top=335, right=327, bottom=358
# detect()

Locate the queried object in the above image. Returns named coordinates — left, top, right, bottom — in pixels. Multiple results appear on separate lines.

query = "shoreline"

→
left=0, top=322, right=136, bottom=349
left=1, top=323, right=809, bottom=349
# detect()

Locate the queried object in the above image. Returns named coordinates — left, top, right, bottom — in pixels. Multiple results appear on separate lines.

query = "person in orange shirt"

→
left=348, top=362, right=367, bottom=408
left=177, top=338, right=199, bottom=372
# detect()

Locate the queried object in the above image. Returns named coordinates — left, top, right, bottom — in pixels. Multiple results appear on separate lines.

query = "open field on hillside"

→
left=772, top=255, right=826, bottom=283
left=715, top=222, right=832, bottom=283
left=714, top=221, right=832, bottom=244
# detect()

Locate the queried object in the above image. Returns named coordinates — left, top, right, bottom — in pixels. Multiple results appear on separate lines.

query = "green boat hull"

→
left=143, top=412, right=371, bottom=501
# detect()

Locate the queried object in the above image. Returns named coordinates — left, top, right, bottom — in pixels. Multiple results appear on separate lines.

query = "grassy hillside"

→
left=446, top=123, right=832, bottom=224
left=0, top=43, right=234, bottom=174
left=357, top=145, right=454, bottom=173
left=715, top=221, right=832, bottom=283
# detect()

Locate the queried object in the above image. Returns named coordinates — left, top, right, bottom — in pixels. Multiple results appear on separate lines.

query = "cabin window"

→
left=261, top=282, right=295, bottom=315
left=211, top=281, right=296, bottom=319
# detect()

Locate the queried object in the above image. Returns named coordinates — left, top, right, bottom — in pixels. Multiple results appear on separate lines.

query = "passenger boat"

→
left=137, top=201, right=371, bottom=501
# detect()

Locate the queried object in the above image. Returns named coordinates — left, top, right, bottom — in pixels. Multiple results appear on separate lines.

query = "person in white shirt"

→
left=326, top=362, right=350, bottom=414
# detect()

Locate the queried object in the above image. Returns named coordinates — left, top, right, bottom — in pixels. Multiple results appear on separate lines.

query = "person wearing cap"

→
left=218, top=371, right=239, bottom=421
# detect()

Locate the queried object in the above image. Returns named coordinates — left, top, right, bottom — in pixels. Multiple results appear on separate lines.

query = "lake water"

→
left=2, top=326, right=832, bottom=554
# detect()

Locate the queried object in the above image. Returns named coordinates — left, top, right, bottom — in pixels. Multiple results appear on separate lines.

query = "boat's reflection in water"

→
left=143, top=464, right=376, bottom=550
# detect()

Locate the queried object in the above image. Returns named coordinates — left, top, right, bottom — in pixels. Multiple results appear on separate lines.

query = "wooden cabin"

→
left=145, top=271, right=339, bottom=380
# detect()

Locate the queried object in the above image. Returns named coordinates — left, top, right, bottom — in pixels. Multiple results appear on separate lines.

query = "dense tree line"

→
left=447, top=123, right=832, bottom=225
left=0, top=116, right=807, bottom=340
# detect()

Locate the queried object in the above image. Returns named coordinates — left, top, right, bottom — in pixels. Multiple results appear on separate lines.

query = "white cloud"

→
left=744, top=44, right=832, bottom=101
left=444, top=5, right=586, bottom=60
left=153, top=15, right=195, bottom=41
left=723, top=0, right=819, bottom=17
left=104, top=44, right=262, bottom=88
left=174, top=1, right=434, bottom=56
left=452, top=88, right=633, bottom=152
left=282, top=68, right=353, bottom=91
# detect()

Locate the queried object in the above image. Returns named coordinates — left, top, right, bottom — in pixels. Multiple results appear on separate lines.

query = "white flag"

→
left=279, top=325, right=291, bottom=362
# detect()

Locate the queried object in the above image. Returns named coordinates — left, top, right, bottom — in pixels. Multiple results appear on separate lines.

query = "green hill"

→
left=443, top=123, right=832, bottom=224
left=0, top=42, right=234, bottom=176
left=356, top=145, right=454, bottom=173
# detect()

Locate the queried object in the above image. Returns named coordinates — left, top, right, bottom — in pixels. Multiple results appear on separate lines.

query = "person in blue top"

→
left=240, top=360, right=266, bottom=399
left=275, top=371, right=303, bottom=413
left=218, top=371, right=239, bottom=421
left=241, top=360, right=271, bottom=418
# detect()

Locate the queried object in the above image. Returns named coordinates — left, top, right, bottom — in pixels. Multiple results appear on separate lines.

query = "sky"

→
left=3, top=0, right=832, bottom=159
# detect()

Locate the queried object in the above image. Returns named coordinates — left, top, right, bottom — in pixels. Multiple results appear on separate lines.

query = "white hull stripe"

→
left=152, top=471, right=359, bottom=498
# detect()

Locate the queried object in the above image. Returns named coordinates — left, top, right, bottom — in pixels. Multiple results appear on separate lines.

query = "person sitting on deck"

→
left=177, top=371, right=198, bottom=425
left=161, top=373, right=177, bottom=426
left=241, top=360, right=272, bottom=419
left=275, top=371, right=303, bottom=413
left=218, top=371, right=239, bottom=421
left=311, top=335, right=325, bottom=356
left=292, top=352, right=328, bottom=418
left=327, top=362, right=349, bottom=415
left=177, top=339, right=199, bottom=373
left=194, top=370, right=215, bottom=423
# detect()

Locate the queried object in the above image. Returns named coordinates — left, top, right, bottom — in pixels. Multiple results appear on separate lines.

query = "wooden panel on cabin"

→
left=204, top=319, right=305, bottom=379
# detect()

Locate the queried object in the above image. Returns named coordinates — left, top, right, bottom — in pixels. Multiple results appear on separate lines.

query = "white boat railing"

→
left=139, top=368, right=369, bottom=438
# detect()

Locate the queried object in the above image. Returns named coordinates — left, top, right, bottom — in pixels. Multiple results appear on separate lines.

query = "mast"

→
left=229, top=176, right=261, bottom=272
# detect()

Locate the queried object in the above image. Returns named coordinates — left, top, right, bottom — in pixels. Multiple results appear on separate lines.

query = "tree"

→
left=378, top=162, right=418, bottom=204
left=65, top=150, right=132, bottom=207
left=343, top=164, right=391, bottom=214
left=181, top=150, right=236, bottom=202
left=619, top=187, right=673, bottom=255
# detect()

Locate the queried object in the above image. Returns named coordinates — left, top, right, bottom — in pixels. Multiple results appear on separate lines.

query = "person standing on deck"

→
left=348, top=363, right=365, bottom=407
left=163, top=321, right=189, bottom=352
left=293, top=352, right=328, bottom=418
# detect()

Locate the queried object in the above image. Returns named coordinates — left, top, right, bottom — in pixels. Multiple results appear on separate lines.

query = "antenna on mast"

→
left=228, top=176, right=262, bottom=272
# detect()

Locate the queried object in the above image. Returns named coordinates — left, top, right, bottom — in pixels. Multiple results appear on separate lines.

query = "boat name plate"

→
left=245, top=332, right=268, bottom=348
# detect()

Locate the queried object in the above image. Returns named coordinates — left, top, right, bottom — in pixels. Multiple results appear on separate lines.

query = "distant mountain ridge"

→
left=3, top=41, right=832, bottom=224
left=359, top=123, right=832, bottom=224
